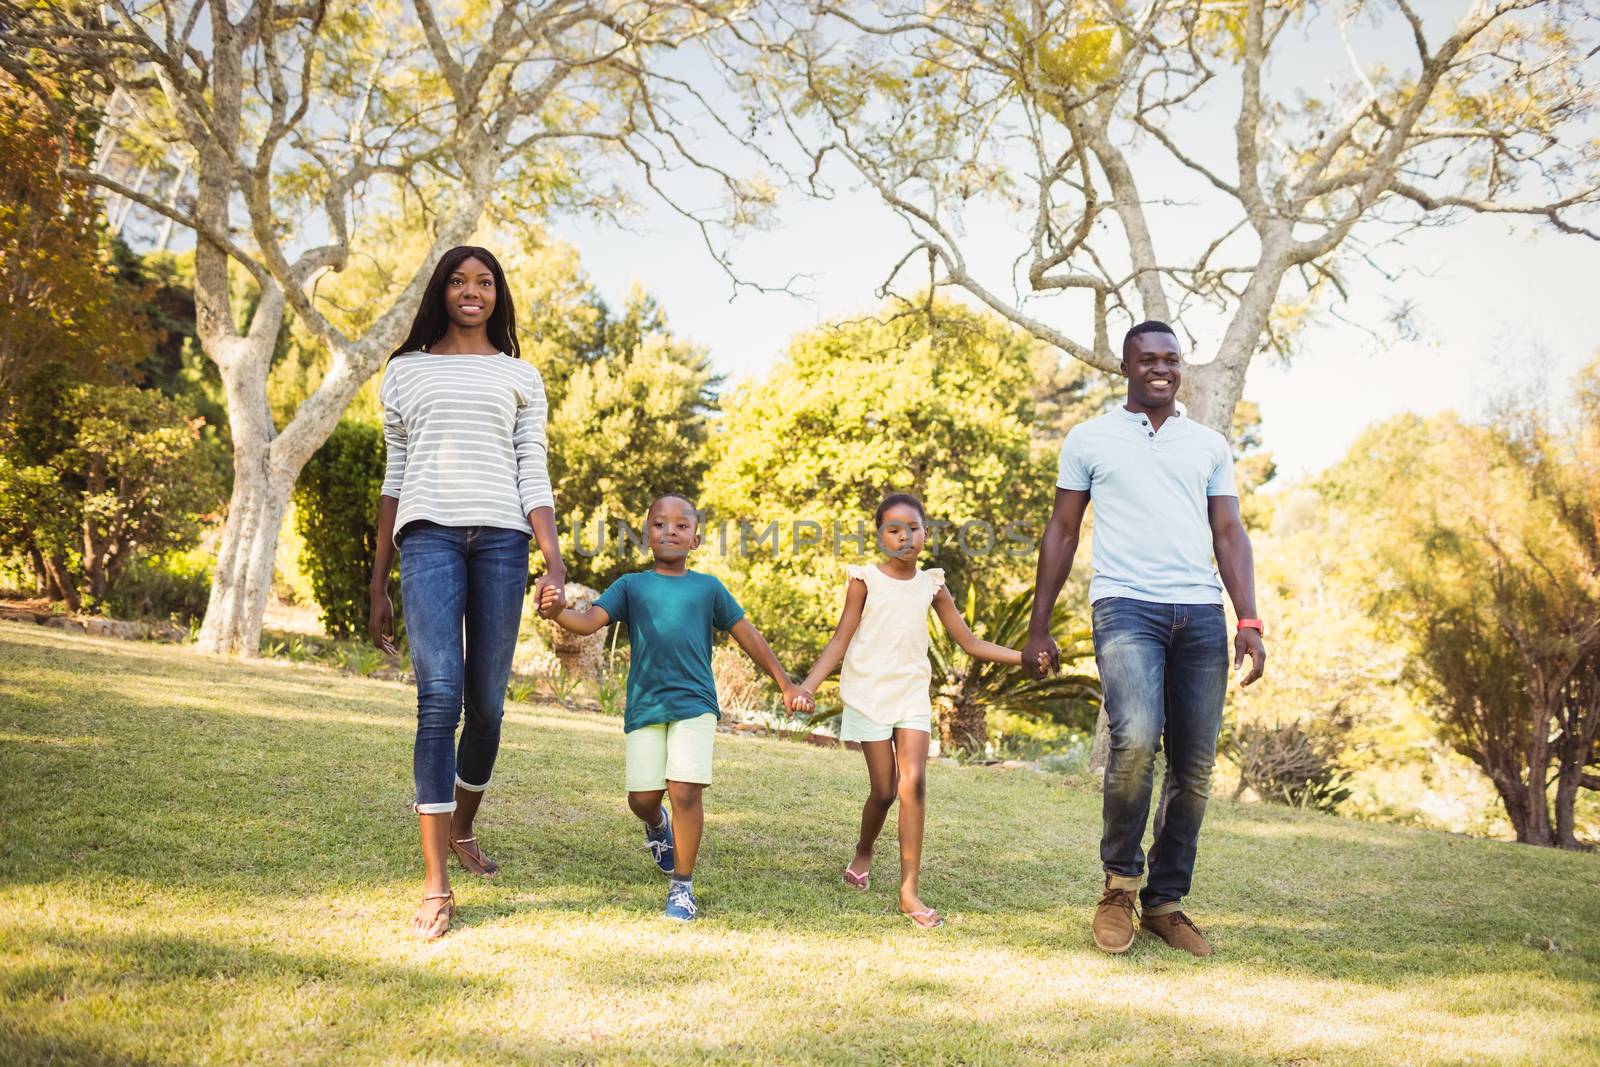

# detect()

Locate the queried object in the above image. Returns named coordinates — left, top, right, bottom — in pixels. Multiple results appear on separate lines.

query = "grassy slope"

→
left=0, top=624, right=1596, bottom=1066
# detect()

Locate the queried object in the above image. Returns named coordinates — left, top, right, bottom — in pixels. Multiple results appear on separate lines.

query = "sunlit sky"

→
left=546, top=3, right=1600, bottom=483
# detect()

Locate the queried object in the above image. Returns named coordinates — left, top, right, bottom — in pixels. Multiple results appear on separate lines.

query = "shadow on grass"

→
left=2, top=627, right=1598, bottom=1002
left=1, top=926, right=504, bottom=1066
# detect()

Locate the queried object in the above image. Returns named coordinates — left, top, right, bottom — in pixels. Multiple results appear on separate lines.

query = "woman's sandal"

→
left=414, top=891, right=454, bottom=941
left=449, top=834, right=499, bottom=877
left=842, top=867, right=870, bottom=891
left=903, top=907, right=944, bottom=929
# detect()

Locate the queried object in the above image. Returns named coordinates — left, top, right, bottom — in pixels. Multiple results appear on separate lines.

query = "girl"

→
left=793, top=493, right=1024, bottom=927
left=368, top=245, right=566, bottom=940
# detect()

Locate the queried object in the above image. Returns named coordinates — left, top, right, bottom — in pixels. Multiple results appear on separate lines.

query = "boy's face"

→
left=648, top=497, right=701, bottom=562
left=878, top=503, right=927, bottom=561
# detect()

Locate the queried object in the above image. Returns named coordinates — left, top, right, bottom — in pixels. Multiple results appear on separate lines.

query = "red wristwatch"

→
left=1236, top=619, right=1264, bottom=636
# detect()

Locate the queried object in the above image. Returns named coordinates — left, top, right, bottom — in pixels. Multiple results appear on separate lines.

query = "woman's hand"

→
left=368, top=586, right=398, bottom=655
left=533, top=568, right=566, bottom=620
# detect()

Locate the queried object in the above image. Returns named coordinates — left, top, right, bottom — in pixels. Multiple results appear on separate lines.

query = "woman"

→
left=368, top=245, right=566, bottom=940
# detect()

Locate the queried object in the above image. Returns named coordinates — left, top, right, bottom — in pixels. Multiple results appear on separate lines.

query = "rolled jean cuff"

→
left=455, top=774, right=491, bottom=793
left=1142, top=900, right=1183, bottom=917
left=1106, top=872, right=1143, bottom=892
left=414, top=800, right=457, bottom=815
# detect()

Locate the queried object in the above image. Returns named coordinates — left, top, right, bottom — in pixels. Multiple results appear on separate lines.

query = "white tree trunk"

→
left=197, top=461, right=293, bottom=655
left=194, top=340, right=382, bottom=656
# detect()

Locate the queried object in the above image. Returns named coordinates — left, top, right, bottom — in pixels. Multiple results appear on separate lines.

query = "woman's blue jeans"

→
left=1091, top=597, right=1229, bottom=911
left=398, top=522, right=528, bottom=814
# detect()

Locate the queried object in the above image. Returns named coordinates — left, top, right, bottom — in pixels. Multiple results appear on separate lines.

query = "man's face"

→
left=1121, top=331, right=1183, bottom=408
left=648, top=497, right=700, bottom=561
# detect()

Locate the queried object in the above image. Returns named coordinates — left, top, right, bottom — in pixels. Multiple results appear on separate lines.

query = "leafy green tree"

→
left=0, top=454, right=81, bottom=607
left=548, top=290, right=719, bottom=590
left=1327, top=396, right=1600, bottom=848
left=0, top=77, right=142, bottom=415
left=0, top=385, right=223, bottom=609
left=67, top=385, right=225, bottom=604
left=700, top=300, right=1064, bottom=663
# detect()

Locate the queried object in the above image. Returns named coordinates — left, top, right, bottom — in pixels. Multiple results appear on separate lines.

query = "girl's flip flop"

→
left=842, top=867, right=869, bottom=890
left=904, top=908, right=943, bottom=929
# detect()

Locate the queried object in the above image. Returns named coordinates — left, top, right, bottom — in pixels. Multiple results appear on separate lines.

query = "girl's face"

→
left=877, top=503, right=927, bottom=561
left=445, top=257, right=497, bottom=332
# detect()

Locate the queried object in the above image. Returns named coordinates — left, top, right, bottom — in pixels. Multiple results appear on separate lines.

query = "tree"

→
left=67, top=385, right=225, bottom=602
left=1329, top=398, right=1600, bottom=848
left=0, top=384, right=223, bottom=609
left=549, top=290, right=720, bottom=590
left=3, top=0, right=780, bottom=654
left=751, top=0, right=1600, bottom=435
left=700, top=299, right=1068, bottom=663
left=0, top=76, right=143, bottom=415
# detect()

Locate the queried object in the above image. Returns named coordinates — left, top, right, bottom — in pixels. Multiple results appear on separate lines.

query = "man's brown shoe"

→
left=1141, top=910, right=1213, bottom=957
left=1092, top=884, right=1138, bottom=954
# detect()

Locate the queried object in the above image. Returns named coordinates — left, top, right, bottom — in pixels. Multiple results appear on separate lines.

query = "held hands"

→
left=533, top=569, right=567, bottom=620
left=1022, top=631, right=1060, bottom=679
left=783, top=685, right=816, bottom=717
left=1234, top=628, right=1266, bottom=687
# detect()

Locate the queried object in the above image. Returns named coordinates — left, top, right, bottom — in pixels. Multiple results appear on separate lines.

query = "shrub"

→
left=293, top=419, right=398, bottom=638
left=1224, top=716, right=1354, bottom=813
left=101, top=553, right=211, bottom=622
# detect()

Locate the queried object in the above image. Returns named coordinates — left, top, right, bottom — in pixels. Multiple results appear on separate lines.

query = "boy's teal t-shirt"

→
left=592, top=570, right=745, bottom=733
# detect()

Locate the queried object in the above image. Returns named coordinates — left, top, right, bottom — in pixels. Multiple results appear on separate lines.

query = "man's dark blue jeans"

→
left=1091, top=596, right=1229, bottom=913
left=398, top=522, right=529, bottom=814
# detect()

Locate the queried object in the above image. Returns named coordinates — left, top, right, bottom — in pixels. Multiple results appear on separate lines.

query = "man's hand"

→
left=533, top=569, right=566, bottom=620
left=368, top=587, right=398, bottom=656
left=1234, top=629, right=1266, bottom=687
left=1022, top=631, right=1060, bottom=679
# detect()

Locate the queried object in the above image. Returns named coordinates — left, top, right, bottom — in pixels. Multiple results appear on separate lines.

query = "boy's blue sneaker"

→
left=644, top=805, right=675, bottom=874
left=665, top=880, right=698, bottom=922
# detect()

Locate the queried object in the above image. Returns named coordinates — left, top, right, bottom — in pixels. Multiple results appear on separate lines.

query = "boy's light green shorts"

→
left=840, top=705, right=932, bottom=743
left=625, top=712, right=717, bottom=791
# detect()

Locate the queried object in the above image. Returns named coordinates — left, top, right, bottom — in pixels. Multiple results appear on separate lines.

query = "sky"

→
left=546, top=3, right=1600, bottom=483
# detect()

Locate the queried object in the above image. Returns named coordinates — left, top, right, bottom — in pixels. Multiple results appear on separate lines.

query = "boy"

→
left=554, top=494, right=804, bottom=920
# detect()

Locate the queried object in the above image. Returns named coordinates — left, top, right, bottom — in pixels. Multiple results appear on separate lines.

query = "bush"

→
left=1223, top=717, right=1354, bottom=813
left=101, top=553, right=211, bottom=622
left=294, top=419, right=398, bottom=638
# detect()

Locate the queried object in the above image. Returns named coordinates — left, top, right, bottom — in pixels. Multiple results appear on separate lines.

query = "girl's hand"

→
left=368, top=589, right=398, bottom=656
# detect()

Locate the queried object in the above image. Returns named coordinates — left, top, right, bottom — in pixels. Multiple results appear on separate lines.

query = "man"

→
left=1023, top=321, right=1266, bottom=957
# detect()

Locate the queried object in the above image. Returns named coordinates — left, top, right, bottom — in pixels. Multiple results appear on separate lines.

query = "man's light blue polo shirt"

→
left=1056, top=407, right=1237, bottom=605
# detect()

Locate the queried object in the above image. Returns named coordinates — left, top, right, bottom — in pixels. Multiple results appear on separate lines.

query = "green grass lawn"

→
left=1, top=624, right=1597, bottom=1066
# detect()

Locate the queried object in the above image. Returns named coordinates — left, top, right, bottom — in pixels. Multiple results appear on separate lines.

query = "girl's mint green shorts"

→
left=625, top=712, right=717, bottom=791
left=840, top=705, right=932, bottom=743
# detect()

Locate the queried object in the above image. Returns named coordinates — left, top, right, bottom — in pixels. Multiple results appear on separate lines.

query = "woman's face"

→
left=878, top=503, right=927, bottom=561
left=445, top=256, right=497, bottom=331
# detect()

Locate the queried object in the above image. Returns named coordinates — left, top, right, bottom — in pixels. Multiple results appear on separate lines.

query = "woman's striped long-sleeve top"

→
left=378, top=352, right=556, bottom=544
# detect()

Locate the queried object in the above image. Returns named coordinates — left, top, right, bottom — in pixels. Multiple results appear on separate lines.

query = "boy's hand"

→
left=783, top=687, right=815, bottom=717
